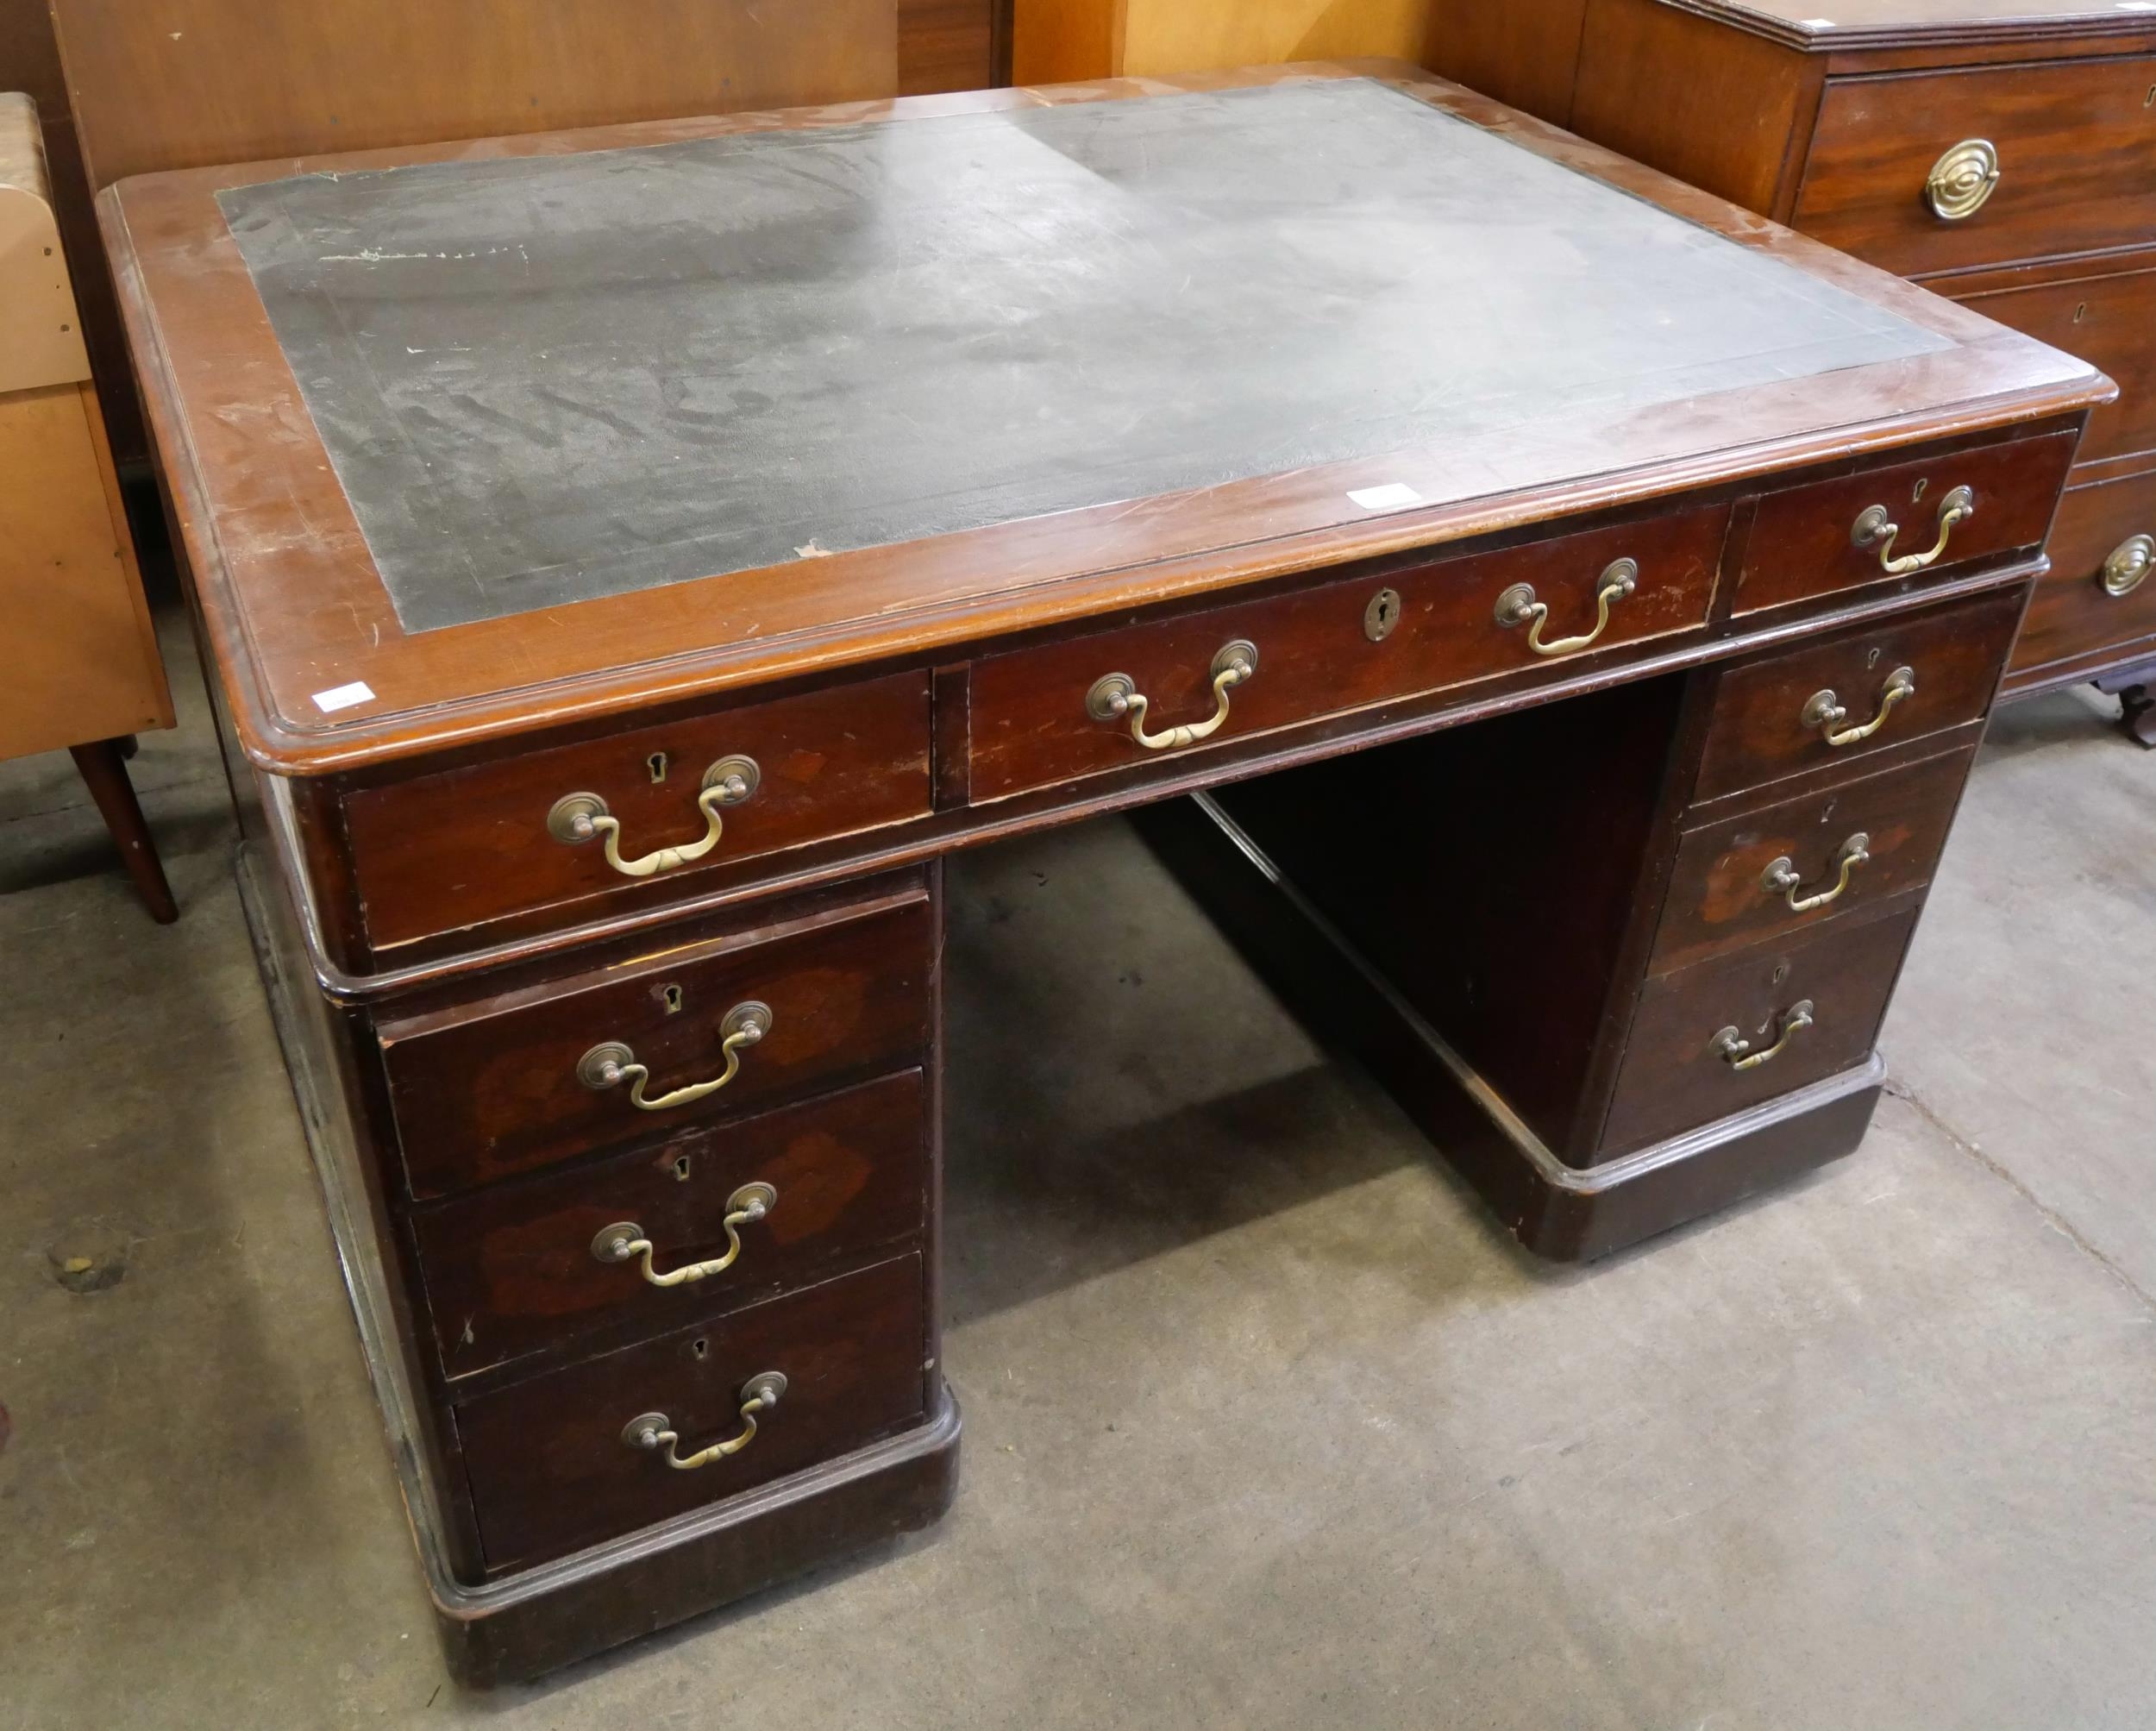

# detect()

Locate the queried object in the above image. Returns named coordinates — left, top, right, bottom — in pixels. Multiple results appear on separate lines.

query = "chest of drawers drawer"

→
left=1692, top=586, right=2023, bottom=803
left=342, top=672, right=934, bottom=952
left=1603, top=903, right=1921, bottom=1154
left=2008, top=465, right=2156, bottom=681
left=411, top=1069, right=930, bottom=1382
left=1651, top=744, right=1974, bottom=976
left=967, top=505, right=1727, bottom=802
left=377, top=884, right=935, bottom=1198
left=452, top=1252, right=927, bottom=1572
left=1792, top=55, right=2156, bottom=277
left=1953, top=261, right=2156, bottom=469
left=1733, top=432, right=2075, bottom=618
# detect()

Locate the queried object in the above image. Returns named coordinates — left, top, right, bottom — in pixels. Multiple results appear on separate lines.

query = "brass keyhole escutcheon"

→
left=661, top=984, right=684, bottom=1015
left=648, top=751, right=670, bottom=783
left=1364, top=586, right=1402, bottom=643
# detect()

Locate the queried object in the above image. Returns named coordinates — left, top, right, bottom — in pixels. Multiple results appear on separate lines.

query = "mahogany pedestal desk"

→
left=100, top=63, right=2106, bottom=1684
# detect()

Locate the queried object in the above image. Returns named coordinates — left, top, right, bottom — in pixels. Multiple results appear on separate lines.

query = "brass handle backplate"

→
left=1760, top=832, right=1871, bottom=913
left=1803, top=666, right=1915, bottom=748
left=578, top=1000, right=772, bottom=1112
left=591, top=1182, right=777, bottom=1287
left=548, top=755, right=761, bottom=879
left=1712, top=1000, right=1814, bottom=1072
left=1087, top=640, right=1257, bottom=751
left=1925, top=139, right=2001, bottom=221
left=1495, top=557, right=1638, bottom=656
left=2103, top=534, right=2154, bottom=599
left=1851, top=485, right=1974, bottom=575
left=621, top=1371, right=787, bottom=1471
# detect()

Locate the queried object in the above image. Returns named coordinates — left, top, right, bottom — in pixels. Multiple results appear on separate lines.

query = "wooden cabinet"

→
left=1426, top=0, right=2156, bottom=740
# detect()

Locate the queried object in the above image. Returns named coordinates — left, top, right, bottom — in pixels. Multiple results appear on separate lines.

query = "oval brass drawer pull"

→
left=1803, top=665, right=1915, bottom=748
left=1712, top=1000, right=1814, bottom=1071
left=1087, top=640, right=1257, bottom=751
left=2103, top=534, right=2154, bottom=599
left=1495, top=557, right=1637, bottom=656
left=1925, top=139, right=2001, bottom=222
left=547, top=755, right=761, bottom=879
left=1851, top=485, right=1974, bottom=575
left=578, top=1000, right=772, bottom=1112
left=1760, top=832, right=1871, bottom=913
left=591, top=1182, right=777, bottom=1287
left=622, top=1371, right=787, bottom=1471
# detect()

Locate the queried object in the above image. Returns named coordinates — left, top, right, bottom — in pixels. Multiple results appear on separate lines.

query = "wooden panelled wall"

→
left=7, top=0, right=1006, bottom=471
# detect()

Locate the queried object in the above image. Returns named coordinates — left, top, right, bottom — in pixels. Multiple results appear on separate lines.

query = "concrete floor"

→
left=3, top=614, right=2153, bottom=1728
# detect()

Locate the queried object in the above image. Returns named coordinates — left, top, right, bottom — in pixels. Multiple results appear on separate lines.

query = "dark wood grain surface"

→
left=452, top=1252, right=927, bottom=1571
left=2006, top=464, right=2156, bottom=682
left=379, top=891, right=935, bottom=1197
left=1651, top=743, right=1974, bottom=973
left=1601, top=901, right=1921, bottom=1151
left=411, top=1069, right=929, bottom=1383
left=1733, top=429, right=2077, bottom=616
left=1691, top=587, right=2023, bottom=800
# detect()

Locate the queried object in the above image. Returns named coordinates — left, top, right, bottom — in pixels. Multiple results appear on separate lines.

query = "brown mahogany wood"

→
left=2007, top=464, right=2156, bottom=685
left=968, top=505, right=1726, bottom=802
left=106, top=60, right=2110, bottom=1684
left=1733, top=429, right=2075, bottom=615
left=1601, top=900, right=1922, bottom=1151
left=378, top=888, right=935, bottom=1198
left=411, top=1069, right=930, bottom=1383
left=452, top=1252, right=928, bottom=1572
left=1691, top=586, right=2024, bottom=800
left=1651, top=743, right=1976, bottom=974
left=343, top=672, right=934, bottom=952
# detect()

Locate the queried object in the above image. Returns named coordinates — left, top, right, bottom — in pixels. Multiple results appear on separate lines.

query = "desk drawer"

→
left=343, top=672, right=933, bottom=951
left=2007, top=466, right=2156, bottom=682
left=1953, top=265, right=2156, bottom=468
left=454, top=1252, right=926, bottom=1571
left=1603, top=905, right=1920, bottom=1155
left=1794, top=57, right=2156, bottom=276
left=1693, top=587, right=2022, bottom=802
left=968, top=505, right=1726, bottom=801
left=1733, top=433, right=2075, bottom=617
left=379, top=887, right=935, bottom=1198
left=1651, top=745, right=1973, bottom=976
left=413, top=1070, right=929, bottom=1382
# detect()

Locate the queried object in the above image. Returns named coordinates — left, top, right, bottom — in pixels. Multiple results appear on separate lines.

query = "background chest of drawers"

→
left=1430, top=0, right=2156, bottom=741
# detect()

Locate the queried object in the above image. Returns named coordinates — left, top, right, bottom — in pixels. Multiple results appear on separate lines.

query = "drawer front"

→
left=1603, top=906, right=1921, bottom=1154
left=2007, top=467, right=2156, bottom=681
left=343, top=672, right=933, bottom=951
left=1954, top=267, right=2156, bottom=468
left=379, top=891, right=935, bottom=1198
left=454, top=1253, right=926, bottom=1571
left=1734, top=432, right=2075, bottom=617
left=1794, top=58, right=2156, bottom=276
left=1651, top=745, right=1973, bottom=975
left=1693, top=586, right=2023, bottom=803
left=413, top=1070, right=929, bottom=1382
left=968, top=505, right=1727, bottom=801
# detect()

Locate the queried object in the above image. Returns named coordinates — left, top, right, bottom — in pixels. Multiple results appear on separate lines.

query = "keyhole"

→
left=661, top=984, right=684, bottom=1015
left=2074, top=302, right=2089, bottom=323
left=1866, top=646, right=1882, bottom=670
left=673, top=1153, right=693, bottom=1182
left=691, top=1338, right=709, bottom=1360
left=1820, top=797, right=1838, bottom=825
left=2144, top=84, right=2154, bottom=108
left=1911, top=477, right=1927, bottom=503
left=648, top=751, right=669, bottom=784
left=1771, top=962, right=1790, bottom=986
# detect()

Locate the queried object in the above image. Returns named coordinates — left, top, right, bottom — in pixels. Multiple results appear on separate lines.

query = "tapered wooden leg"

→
left=67, top=737, right=179, bottom=923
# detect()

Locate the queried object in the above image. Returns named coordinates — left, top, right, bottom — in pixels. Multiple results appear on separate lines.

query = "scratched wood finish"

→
left=968, top=505, right=1726, bottom=801
left=1601, top=901, right=1921, bottom=1152
left=1733, top=429, right=2076, bottom=617
left=378, top=890, right=935, bottom=1198
left=1651, top=743, right=1974, bottom=975
left=453, top=1252, right=927, bottom=1571
left=1952, top=258, right=2156, bottom=467
left=342, top=672, right=932, bottom=952
left=2006, top=463, right=2156, bottom=682
left=411, top=1069, right=929, bottom=1382
left=1792, top=55, right=2156, bottom=276
left=1691, top=587, right=2023, bottom=801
